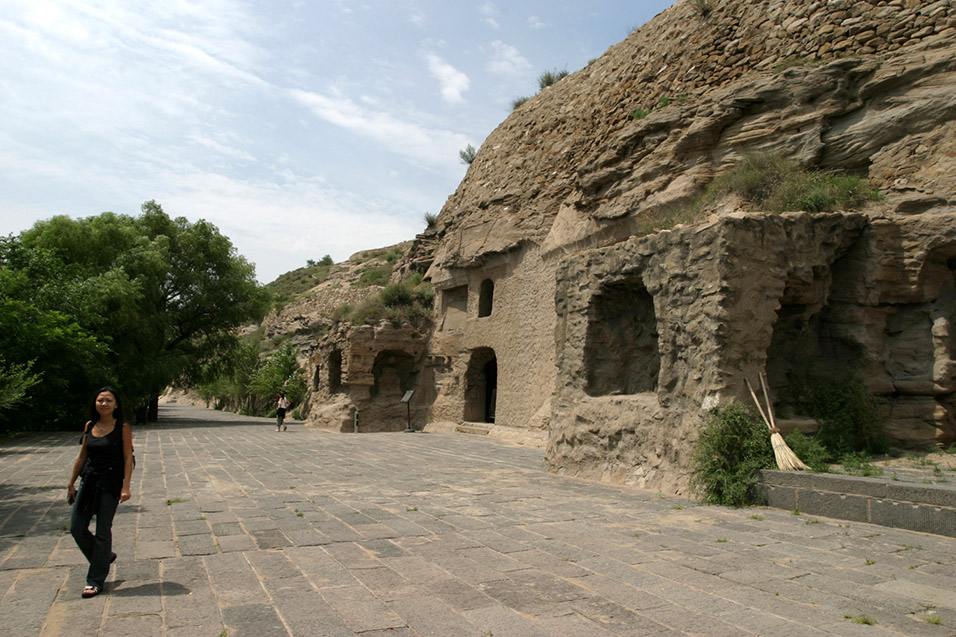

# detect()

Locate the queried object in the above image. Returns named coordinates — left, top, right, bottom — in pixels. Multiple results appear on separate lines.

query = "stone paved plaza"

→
left=1, top=404, right=955, bottom=636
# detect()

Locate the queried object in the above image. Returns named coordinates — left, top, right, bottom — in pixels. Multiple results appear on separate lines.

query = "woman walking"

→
left=276, top=392, right=289, bottom=431
left=67, top=387, right=133, bottom=598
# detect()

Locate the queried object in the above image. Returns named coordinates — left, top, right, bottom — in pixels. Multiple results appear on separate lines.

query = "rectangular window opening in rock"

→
left=370, top=351, right=419, bottom=403
left=441, top=285, right=468, bottom=331
left=584, top=279, right=660, bottom=397
left=478, top=278, right=495, bottom=317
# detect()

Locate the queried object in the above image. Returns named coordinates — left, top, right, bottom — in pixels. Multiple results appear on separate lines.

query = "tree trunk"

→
left=148, top=394, right=159, bottom=422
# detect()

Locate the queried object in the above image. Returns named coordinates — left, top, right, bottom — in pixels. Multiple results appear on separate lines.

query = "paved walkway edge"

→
left=759, top=469, right=956, bottom=537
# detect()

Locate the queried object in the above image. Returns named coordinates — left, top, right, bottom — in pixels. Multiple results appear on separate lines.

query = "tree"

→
left=0, top=358, right=39, bottom=414
left=250, top=341, right=307, bottom=408
left=8, top=201, right=271, bottom=428
left=0, top=298, right=108, bottom=432
left=459, top=144, right=477, bottom=165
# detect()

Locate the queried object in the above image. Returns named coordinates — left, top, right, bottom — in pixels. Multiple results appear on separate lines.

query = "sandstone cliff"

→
left=281, top=0, right=956, bottom=494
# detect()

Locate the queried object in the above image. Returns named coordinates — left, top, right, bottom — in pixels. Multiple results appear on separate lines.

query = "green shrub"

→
left=330, top=303, right=351, bottom=321
left=382, top=281, right=415, bottom=307
left=637, top=202, right=698, bottom=235
left=354, top=263, right=391, bottom=288
left=265, top=260, right=332, bottom=300
left=424, top=212, right=438, bottom=228
left=840, top=450, right=884, bottom=477
left=538, top=69, right=568, bottom=90
left=633, top=109, right=650, bottom=119
left=796, top=376, right=890, bottom=457
left=512, top=96, right=530, bottom=110
left=702, top=153, right=882, bottom=214
left=783, top=430, right=830, bottom=472
left=336, top=276, right=433, bottom=327
left=692, top=403, right=775, bottom=507
left=459, top=144, right=477, bottom=165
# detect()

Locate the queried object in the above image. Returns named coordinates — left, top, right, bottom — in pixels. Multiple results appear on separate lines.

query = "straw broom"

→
left=745, top=373, right=807, bottom=471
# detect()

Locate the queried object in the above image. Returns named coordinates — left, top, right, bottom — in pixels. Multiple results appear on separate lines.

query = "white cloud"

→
left=529, top=16, right=547, bottom=30
left=425, top=53, right=470, bottom=104
left=158, top=170, right=420, bottom=282
left=189, top=133, right=257, bottom=163
left=486, top=40, right=531, bottom=77
left=287, top=88, right=469, bottom=170
left=478, top=2, right=501, bottom=29
left=0, top=0, right=670, bottom=282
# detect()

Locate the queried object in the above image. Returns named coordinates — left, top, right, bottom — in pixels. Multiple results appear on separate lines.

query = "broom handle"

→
left=759, top=372, right=778, bottom=432
left=744, top=378, right=772, bottom=431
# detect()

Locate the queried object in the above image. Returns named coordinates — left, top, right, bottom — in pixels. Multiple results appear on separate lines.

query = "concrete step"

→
left=758, top=469, right=956, bottom=538
left=456, top=422, right=492, bottom=436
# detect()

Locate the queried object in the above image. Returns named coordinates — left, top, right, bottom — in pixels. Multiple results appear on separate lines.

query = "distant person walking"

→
left=276, top=392, right=290, bottom=431
left=67, top=387, right=134, bottom=599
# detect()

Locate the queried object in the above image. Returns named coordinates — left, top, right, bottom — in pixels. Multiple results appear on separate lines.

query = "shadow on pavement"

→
left=111, top=580, right=190, bottom=597
left=147, top=404, right=277, bottom=430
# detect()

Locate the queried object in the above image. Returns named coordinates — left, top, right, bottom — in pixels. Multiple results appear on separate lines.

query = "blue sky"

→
left=0, top=0, right=672, bottom=283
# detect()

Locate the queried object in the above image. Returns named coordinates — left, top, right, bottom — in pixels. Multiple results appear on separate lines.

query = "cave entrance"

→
left=765, top=263, right=862, bottom=419
left=328, top=349, right=343, bottom=394
left=465, top=348, right=497, bottom=423
left=584, top=279, right=659, bottom=396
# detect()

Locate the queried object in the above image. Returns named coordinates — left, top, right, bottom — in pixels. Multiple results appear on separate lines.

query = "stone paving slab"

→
left=2, top=404, right=956, bottom=636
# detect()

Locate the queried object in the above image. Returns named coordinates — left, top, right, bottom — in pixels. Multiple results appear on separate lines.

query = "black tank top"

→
left=84, top=423, right=125, bottom=496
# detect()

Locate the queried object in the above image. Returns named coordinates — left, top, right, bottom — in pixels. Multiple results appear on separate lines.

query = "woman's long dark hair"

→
left=88, top=387, right=124, bottom=424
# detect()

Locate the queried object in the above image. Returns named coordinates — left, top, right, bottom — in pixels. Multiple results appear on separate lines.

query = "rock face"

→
left=297, top=0, right=956, bottom=494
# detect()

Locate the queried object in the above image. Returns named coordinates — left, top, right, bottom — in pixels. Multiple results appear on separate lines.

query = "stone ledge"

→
left=758, top=469, right=956, bottom=538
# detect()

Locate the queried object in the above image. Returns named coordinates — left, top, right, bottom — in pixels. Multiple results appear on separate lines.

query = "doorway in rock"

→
left=328, top=349, right=343, bottom=394
left=465, top=348, right=497, bottom=423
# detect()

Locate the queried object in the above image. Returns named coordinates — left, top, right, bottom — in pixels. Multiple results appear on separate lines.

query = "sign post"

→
left=401, top=390, right=415, bottom=433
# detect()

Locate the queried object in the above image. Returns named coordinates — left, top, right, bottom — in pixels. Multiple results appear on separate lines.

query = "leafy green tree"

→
left=250, top=341, right=307, bottom=409
left=6, top=201, right=270, bottom=428
left=197, top=338, right=261, bottom=414
left=0, top=298, right=108, bottom=432
left=0, top=358, right=40, bottom=414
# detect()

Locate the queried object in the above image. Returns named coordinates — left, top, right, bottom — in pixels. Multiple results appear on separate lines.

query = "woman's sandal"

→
left=81, top=585, right=101, bottom=598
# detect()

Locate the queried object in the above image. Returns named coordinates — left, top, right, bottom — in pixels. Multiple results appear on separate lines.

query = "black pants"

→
left=70, top=484, right=119, bottom=588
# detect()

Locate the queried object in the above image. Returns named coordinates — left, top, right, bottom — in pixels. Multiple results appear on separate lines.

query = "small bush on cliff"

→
left=538, top=69, right=568, bottom=90
left=692, top=403, right=775, bottom=507
left=354, top=262, right=391, bottom=288
left=267, top=260, right=333, bottom=304
left=337, top=274, right=433, bottom=327
left=703, top=153, right=881, bottom=213
left=459, top=144, right=477, bottom=165
left=511, top=96, right=531, bottom=110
